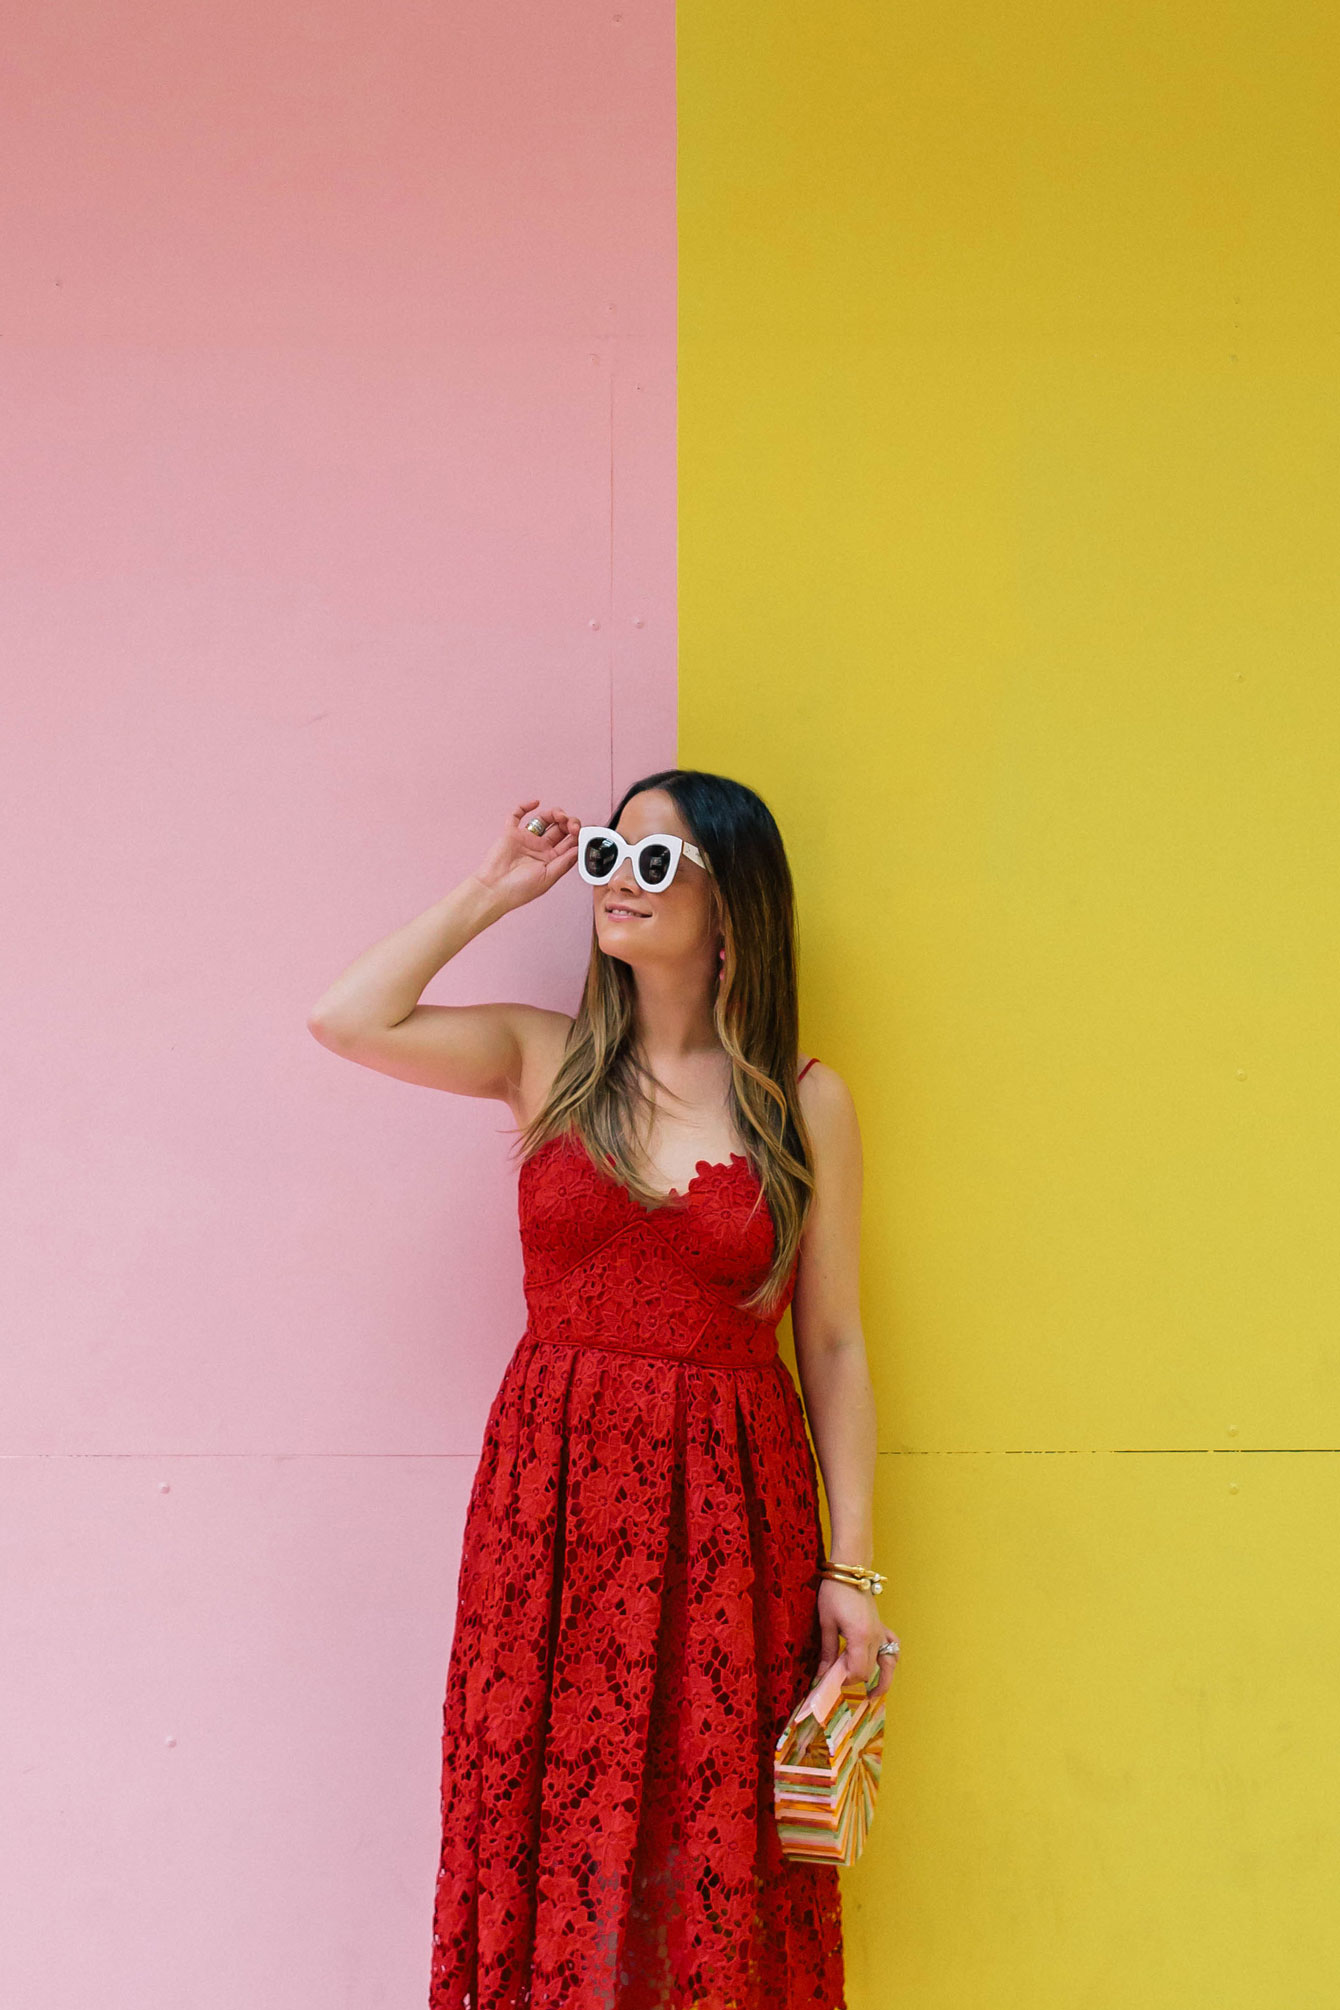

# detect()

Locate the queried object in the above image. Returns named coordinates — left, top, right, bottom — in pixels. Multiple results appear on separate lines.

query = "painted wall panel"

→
left=679, top=1, right=1339, bottom=2001
left=680, top=2, right=1340, bottom=1456
left=2, top=1, right=675, bottom=2001
left=841, top=1451, right=1340, bottom=2008
left=0, top=1451, right=474, bottom=2006
left=2, top=341, right=614, bottom=1457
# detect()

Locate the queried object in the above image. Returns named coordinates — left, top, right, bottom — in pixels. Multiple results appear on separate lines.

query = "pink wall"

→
left=0, top=5, right=675, bottom=2002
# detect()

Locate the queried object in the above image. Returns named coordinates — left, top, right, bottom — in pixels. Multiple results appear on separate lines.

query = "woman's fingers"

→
left=542, top=837, right=580, bottom=882
left=839, top=1621, right=899, bottom=1692
left=518, top=805, right=580, bottom=846
left=877, top=1635, right=901, bottom=1697
left=509, top=803, right=568, bottom=857
left=860, top=1632, right=899, bottom=1698
left=816, top=1581, right=899, bottom=1696
left=845, top=1634, right=879, bottom=1687
left=532, top=812, right=583, bottom=872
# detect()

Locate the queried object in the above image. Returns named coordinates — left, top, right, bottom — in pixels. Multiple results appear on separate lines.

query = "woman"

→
left=308, top=769, right=896, bottom=2010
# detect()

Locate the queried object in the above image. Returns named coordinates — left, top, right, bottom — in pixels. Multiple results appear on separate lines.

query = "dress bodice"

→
left=518, top=1132, right=795, bottom=1369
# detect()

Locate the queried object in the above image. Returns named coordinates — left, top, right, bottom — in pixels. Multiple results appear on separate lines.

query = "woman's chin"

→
left=596, top=922, right=671, bottom=968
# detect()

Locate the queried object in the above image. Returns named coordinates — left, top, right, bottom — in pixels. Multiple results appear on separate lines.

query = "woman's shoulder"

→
left=795, top=1056, right=860, bottom=1142
left=797, top=1053, right=846, bottom=1092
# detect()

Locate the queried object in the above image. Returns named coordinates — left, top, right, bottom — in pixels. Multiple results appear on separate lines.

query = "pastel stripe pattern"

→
left=773, top=1651, right=897, bottom=1866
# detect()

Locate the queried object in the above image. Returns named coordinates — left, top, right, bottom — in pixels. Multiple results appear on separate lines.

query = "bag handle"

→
left=794, top=1656, right=869, bottom=1727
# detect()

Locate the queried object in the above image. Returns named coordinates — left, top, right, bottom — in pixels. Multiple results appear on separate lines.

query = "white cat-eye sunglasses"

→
left=576, top=825, right=711, bottom=892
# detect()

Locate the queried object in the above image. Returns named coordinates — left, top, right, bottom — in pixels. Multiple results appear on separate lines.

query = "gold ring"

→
left=525, top=817, right=549, bottom=836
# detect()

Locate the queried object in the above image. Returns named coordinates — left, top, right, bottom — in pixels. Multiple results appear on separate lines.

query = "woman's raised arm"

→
left=306, top=799, right=580, bottom=1118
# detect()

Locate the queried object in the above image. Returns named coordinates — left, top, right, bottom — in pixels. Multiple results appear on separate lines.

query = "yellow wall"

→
left=678, top=5, right=1340, bottom=2002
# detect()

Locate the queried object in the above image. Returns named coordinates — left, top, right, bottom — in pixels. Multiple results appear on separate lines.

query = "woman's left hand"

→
left=815, top=1576, right=898, bottom=1700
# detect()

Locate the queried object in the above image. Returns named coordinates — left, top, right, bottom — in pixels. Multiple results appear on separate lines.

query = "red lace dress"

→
left=429, top=1103, right=844, bottom=2010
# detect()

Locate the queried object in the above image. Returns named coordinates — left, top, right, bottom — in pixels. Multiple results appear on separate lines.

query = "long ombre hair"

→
left=518, top=769, right=814, bottom=1312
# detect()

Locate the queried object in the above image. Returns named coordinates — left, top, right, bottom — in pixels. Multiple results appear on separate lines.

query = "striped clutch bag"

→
left=773, top=1642, right=899, bottom=1865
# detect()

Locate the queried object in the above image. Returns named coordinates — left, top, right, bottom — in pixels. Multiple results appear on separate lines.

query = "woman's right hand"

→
left=472, top=799, right=582, bottom=911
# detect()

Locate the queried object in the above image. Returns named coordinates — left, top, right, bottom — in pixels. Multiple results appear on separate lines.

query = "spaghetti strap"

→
left=798, top=1056, right=819, bottom=1082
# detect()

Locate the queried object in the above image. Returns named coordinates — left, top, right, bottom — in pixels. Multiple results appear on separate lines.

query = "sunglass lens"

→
left=638, top=843, right=673, bottom=886
left=584, top=835, right=620, bottom=880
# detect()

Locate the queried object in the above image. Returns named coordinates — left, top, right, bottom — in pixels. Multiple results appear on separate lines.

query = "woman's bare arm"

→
left=306, top=800, right=579, bottom=1120
left=790, top=1063, right=895, bottom=1693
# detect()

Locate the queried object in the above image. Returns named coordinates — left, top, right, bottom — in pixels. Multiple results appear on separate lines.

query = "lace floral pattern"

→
left=431, top=1136, right=844, bottom=2010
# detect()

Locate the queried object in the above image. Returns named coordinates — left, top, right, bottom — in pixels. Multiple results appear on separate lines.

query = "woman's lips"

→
left=604, top=904, right=650, bottom=919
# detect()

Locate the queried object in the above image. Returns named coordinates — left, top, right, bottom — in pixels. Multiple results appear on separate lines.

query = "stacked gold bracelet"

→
left=819, top=1558, right=887, bottom=1597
